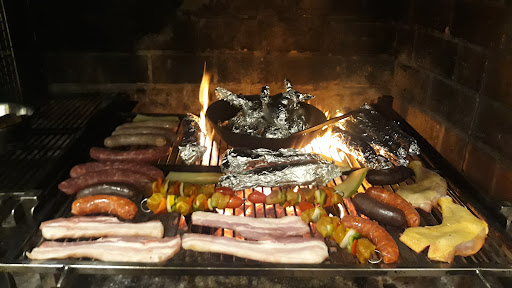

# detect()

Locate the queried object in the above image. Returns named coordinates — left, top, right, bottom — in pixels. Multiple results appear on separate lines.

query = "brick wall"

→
left=391, top=0, right=512, bottom=202
left=38, top=0, right=396, bottom=115
left=36, top=0, right=512, bottom=202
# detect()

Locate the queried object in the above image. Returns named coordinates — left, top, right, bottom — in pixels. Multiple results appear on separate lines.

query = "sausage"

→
left=112, top=127, right=177, bottom=143
left=89, top=145, right=171, bottom=163
left=104, top=134, right=167, bottom=148
left=351, top=193, right=407, bottom=227
left=341, top=215, right=399, bottom=263
left=72, top=195, right=138, bottom=220
left=76, top=183, right=142, bottom=200
left=70, top=161, right=164, bottom=180
left=116, top=120, right=178, bottom=131
left=365, top=187, right=420, bottom=227
left=58, top=168, right=152, bottom=195
left=366, top=166, right=414, bottom=185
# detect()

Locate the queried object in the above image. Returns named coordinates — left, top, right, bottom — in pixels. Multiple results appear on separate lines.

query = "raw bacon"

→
left=40, top=216, right=164, bottom=240
left=182, top=233, right=328, bottom=264
left=191, top=211, right=310, bottom=240
left=27, top=236, right=181, bottom=263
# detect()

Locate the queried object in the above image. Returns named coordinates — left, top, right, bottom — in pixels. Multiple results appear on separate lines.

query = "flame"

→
left=199, top=65, right=212, bottom=165
left=301, top=110, right=351, bottom=167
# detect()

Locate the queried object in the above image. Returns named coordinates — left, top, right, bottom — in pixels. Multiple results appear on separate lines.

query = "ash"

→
left=215, top=79, right=314, bottom=138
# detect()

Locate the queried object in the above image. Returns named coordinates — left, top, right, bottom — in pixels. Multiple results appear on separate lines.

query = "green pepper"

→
left=278, top=189, right=287, bottom=206
left=346, top=232, right=361, bottom=252
left=314, top=189, right=326, bottom=206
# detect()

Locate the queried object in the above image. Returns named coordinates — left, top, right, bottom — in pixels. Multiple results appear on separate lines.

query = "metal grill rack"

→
left=2, top=107, right=512, bottom=285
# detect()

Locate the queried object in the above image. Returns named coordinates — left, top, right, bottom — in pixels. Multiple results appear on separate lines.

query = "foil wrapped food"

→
left=219, top=148, right=342, bottom=190
left=336, top=105, right=419, bottom=167
left=331, top=127, right=392, bottom=170
left=178, top=113, right=206, bottom=165
left=215, top=79, right=314, bottom=139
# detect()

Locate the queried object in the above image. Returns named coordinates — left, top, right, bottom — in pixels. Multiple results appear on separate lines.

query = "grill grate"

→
left=2, top=110, right=512, bottom=280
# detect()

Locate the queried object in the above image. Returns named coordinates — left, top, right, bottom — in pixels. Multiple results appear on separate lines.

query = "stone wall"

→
left=391, top=0, right=512, bottom=202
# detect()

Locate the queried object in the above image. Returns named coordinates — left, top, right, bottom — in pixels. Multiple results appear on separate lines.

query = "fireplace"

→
left=5, top=1, right=512, bottom=203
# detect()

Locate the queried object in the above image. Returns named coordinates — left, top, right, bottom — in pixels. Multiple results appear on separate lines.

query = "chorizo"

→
left=59, top=168, right=152, bottom=195
left=366, top=187, right=420, bottom=227
left=72, top=195, right=138, bottom=220
left=89, top=145, right=171, bottom=163
left=341, top=215, right=399, bottom=263
left=70, top=161, right=164, bottom=180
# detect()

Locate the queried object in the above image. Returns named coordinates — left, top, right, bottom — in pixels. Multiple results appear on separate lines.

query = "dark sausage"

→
left=76, top=183, right=141, bottom=200
left=112, top=127, right=177, bottom=143
left=116, top=120, right=178, bottom=131
left=341, top=215, right=399, bottom=263
left=89, top=145, right=171, bottom=163
left=72, top=195, right=138, bottom=220
left=366, top=166, right=414, bottom=185
left=365, top=187, right=420, bottom=227
left=351, top=193, right=407, bottom=227
left=70, top=161, right=164, bottom=180
left=104, top=134, right=167, bottom=148
left=58, top=168, right=152, bottom=195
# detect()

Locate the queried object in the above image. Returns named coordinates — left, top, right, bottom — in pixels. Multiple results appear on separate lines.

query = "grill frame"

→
left=1, top=96, right=512, bottom=281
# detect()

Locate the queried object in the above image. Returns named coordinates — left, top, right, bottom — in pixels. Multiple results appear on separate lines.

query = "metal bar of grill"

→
left=1, top=109, right=512, bottom=279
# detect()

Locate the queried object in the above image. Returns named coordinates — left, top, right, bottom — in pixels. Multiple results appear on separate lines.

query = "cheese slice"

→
left=399, top=197, right=488, bottom=263
left=397, top=161, right=447, bottom=212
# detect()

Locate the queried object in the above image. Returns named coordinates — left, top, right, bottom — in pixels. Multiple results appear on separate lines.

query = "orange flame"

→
left=199, top=65, right=212, bottom=165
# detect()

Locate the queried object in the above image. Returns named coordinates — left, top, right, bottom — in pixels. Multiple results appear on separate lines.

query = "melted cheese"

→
left=399, top=197, right=488, bottom=263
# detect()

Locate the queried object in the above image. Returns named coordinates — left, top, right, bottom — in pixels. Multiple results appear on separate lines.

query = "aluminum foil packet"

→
left=331, top=127, right=392, bottom=170
left=219, top=148, right=342, bottom=190
left=215, top=79, right=314, bottom=139
left=178, top=113, right=206, bottom=165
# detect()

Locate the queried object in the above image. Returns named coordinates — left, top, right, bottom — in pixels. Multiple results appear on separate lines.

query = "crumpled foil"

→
left=331, top=127, right=392, bottom=170
left=221, top=148, right=327, bottom=174
left=218, top=148, right=342, bottom=190
left=215, top=79, right=314, bottom=139
left=178, top=113, right=206, bottom=165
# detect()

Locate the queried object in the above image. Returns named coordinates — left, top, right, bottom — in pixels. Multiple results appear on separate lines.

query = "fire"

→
left=198, top=65, right=213, bottom=165
left=302, top=110, right=353, bottom=167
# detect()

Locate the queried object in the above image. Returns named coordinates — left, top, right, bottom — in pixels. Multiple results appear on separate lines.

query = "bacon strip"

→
left=40, top=216, right=164, bottom=240
left=191, top=211, right=310, bottom=240
left=27, top=236, right=181, bottom=263
left=182, top=233, right=328, bottom=264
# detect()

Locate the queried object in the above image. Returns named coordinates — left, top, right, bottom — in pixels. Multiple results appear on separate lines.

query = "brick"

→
left=45, top=53, right=148, bottom=84
left=342, top=56, right=394, bottom=87
left=151, top=54, right=210, bottom=84
left=391, top=63, right=431, bottom=106
left=438, top=126, right=469, bottom=171
left=412, top=0, right=453, bottom=32
left=414, top=32, right=457, bottom=78
left=428, top=78, right=477, bottom=131
left=393, top=26, right=415, bottom=62
left=452, top=0, right=509, bottom=48
left=454, top=45, right=487, bottom=92
left=491, top=162, right=512, bottom=202
left=472, top=97, right=512, bottom=163
left=483, top=53, right=512, bottom=107
left=325, top=22, right=394, bottom=55
left=463, top=144, right=497, bottom=194
left=398, top=105, right=444, bottom=150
